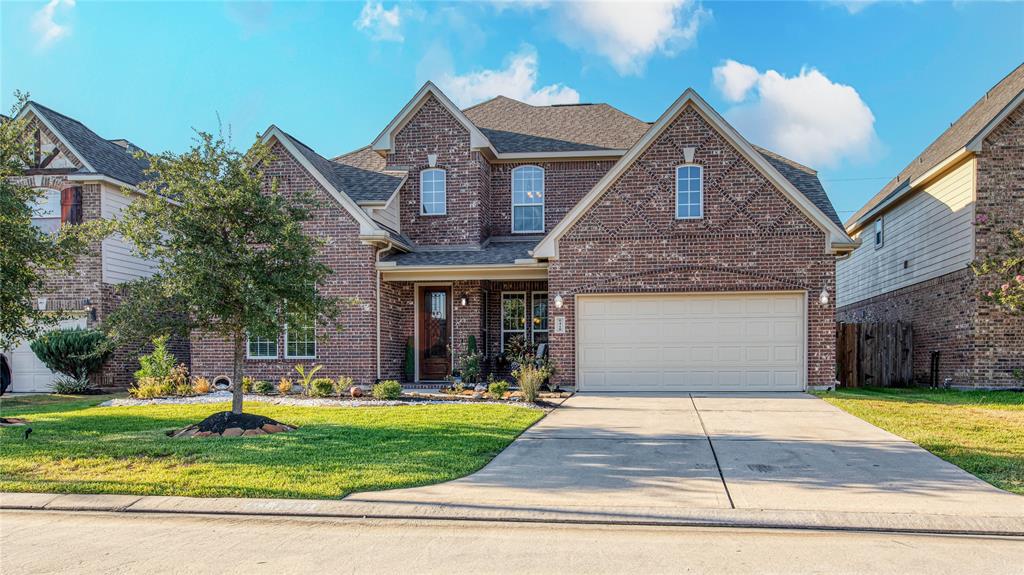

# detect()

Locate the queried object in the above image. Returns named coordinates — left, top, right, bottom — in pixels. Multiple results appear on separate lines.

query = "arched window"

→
left=420, top=168, right=446, bottom=215
left=675, top=165, right=703, bottom=219
left=31, top=188, right=62, bottom=234
left=512, top=165, right=544, bottom=233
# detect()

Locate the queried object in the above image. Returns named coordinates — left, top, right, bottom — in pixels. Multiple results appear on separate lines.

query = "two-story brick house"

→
left=3, top=102, right=188, bottom=391
left=191, top=83, right=856, bottom=392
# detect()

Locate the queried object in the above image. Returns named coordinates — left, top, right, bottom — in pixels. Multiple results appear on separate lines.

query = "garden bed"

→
left=101, top=390, right=556, bottom=409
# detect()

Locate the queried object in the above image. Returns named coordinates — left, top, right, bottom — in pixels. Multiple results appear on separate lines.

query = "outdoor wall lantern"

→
left=459, top=294, right=468, bottom=307
left=554, top=294, right=564, bottom=309
left=819, top=288, right=830, bottom=306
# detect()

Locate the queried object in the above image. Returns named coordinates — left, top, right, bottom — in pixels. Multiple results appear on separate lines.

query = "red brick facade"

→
left=838, top=102, right=1023, bottom=388
left=547, top=105, right=837, bottom=388
left=189, top=141, right=379, bottom=386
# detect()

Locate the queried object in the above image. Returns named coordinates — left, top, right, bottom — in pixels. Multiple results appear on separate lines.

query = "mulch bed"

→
left=169, top=411, right=295, bottom=439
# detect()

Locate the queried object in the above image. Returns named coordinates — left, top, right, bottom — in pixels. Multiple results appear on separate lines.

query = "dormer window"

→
left=675, top=165, right=703, bottom=219
left=512, top=165, right=544, bottom=233
left=420, top=168, right=446, bottom=216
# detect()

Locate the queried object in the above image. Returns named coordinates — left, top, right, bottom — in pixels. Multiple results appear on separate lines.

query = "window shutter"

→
left=60, top=187, right=83, bottom=225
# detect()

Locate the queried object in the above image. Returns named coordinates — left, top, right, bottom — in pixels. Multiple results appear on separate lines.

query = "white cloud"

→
left=354, top=1, right=403, bottom=42
left=32, top=0, right=75, bottom=49
left=553, top=0, right=710, bottom=76
left=828, top=0, right=924, bottom=14
left=713, top=60, right=760, bottom=103
left=434, top=47, right=580, bottom=108
left=712, top=60, right=878, bottom=168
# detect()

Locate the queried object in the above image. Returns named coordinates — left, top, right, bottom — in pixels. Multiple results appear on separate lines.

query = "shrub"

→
left=191, top=377, right=212, bottom=395
left=457, top=346, right=482, bottom=384
left=30, top=328, right=111, bottom=383
left=129, top=376, right=172, bottom=398
left=488, top=380, right=509, bottom=400
left=278, top=377, right=294, bottom=395
left=307, top=377, right=335, bottom=398
left=372, top=379, right=403, bottom=400
left=134, top=335, right=177, bottom=382
left=513, top=359, right=554, bottom=403
left=51, top=374, right=93, bottom=395
left=252, top=379, right=274, bottom=395
left=294, top=363, right=323, bottom=394
left=336, top=375, right=354, bottom=396
left=168, top=364, right=191, bottom=396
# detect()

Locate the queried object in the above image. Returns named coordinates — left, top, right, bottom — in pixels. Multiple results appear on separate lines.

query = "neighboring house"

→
left=2, top=102, right=188, bottom=391
left=191, top=83, right=855, bottom=392
left=837, top=63, right=1024, bottom=388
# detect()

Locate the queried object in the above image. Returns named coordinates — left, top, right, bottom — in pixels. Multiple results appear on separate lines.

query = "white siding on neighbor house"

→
left=101, top=184, right=158, bottom=284
left=366, top=194, right=400, bottom=231
left=837, top=158, right=976, bottom=308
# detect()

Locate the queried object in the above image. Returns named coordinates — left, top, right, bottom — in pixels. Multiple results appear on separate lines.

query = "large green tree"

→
left=0, top=92, right=97, bottom=350
left=110, top=131, right=342, bottom=414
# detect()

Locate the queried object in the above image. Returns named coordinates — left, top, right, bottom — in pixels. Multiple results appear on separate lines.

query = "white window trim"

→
left=531, top=291, right=548, bottom=343
left=675, top=164, right=704, bottom=220
left=874, top=217, right=884, bottom=249
left=420, top=168, right=447, bottom=216
left=284, top=312, right=316, bottom=360
left=246, top=333, right=278, bottom=360
left=501, top=292, right=527, bottom=352
left=511, top=165, right=545, bottom=233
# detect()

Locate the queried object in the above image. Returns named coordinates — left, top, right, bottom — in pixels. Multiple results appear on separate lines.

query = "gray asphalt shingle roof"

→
left=30, top=102, right=150, bottom=186
left=280, top=131, right=403, bottom=204
left=849, top=63, right=1024, bottom=227
left=381, top=239, right=539, bottom=266
left=754, top=146, right=843, bottom=228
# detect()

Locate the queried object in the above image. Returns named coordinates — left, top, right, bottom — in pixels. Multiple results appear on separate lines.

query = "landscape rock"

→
left=221, top=428, right=243, bottom=437
left=242, top=428, right=265, bottom=436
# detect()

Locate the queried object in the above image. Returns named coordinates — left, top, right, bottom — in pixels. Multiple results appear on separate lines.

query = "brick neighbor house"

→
left=188, top=83, right=856, bottom=392
left=837, top=63, right=1024, bottom=388
left=3, top=102, right=189, bottom=392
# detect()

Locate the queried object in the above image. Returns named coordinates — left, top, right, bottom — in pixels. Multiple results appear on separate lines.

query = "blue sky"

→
left=2, top=1, right=1022, bottom=219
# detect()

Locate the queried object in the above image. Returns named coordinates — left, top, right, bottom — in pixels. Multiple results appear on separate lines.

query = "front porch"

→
left=379, top=278, right=551, bottom=386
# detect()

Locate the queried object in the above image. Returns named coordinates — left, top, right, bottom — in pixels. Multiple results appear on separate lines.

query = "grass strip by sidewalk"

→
left=816, top=387, right=1024, bottom=495
left=0, top=394, right=543, bottom=499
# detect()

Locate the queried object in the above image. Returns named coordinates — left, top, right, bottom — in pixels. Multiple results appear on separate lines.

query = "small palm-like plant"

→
left=294, top=363, right=323, bottom=394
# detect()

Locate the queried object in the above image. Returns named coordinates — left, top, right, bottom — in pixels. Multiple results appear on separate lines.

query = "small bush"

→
left=372, top=379, right=403, bottom=400
left=168, top=364, right=191, bottom=396
left=488, top=380, right=509, bottom=400
left=241, top=376, right=255, bottom=394
left=278, top=377, right=294, bottom=395
left=191, top=377, right=212, bottom=395
left=294, top=363, right=323, bottom=394
left=307, top=377, right=335, bottom=398
left=336, top=375, right=354, bottom=396
left=134, top=335, right=177, bottom=382
left=253, top=379, right=275, bottom=395
left=130, top=376, right=171, bottom=398
left=513, top=362, right=552, bottom=403
left=30, top=327, right=111, bottom=382
left=51, top=374, right=93, bottom=395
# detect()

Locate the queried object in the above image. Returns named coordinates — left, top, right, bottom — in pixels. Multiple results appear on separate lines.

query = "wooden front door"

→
left=419, top=286, right=451, bottom=381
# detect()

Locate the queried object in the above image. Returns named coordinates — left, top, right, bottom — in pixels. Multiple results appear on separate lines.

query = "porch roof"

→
left=380, top=238, right=539, bottom=267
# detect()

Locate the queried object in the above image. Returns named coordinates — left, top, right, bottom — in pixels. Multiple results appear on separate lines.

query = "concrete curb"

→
left=4, top=492, right=1024, bottom=537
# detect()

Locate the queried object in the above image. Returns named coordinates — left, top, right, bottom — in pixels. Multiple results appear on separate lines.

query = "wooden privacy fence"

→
left=836, top=322, right=914, bottom=388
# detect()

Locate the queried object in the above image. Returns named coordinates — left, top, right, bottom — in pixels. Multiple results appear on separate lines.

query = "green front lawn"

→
left=816, top=387, right=1024, bottom=494
left=0, top=394, right=544, bottom=499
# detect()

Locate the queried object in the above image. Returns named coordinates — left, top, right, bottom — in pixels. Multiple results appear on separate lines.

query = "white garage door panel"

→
left=6, top=317, right=87, bottom=392
left=578, top=293, right=806, bottom=392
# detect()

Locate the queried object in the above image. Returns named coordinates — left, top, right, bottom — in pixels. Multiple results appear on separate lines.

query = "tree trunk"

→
left=232, top=331, right=244, bottom=415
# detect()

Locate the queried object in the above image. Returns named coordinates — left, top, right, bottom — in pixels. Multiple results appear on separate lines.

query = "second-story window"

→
left=31, top=188, right=62, bottom=234
left=874, top=217, right=884, bottom=248
left=420, top=168, right=446, bottom=216
left=675, top=165, right=703, bottom=219
left=512, top=165, right=544, bottom=233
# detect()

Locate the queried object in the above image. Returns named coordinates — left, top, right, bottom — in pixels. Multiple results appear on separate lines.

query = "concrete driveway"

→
left=347, top=393, right=1024, bottom=526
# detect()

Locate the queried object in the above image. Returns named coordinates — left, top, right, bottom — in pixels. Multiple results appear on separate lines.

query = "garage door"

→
left=6, top=317, right=87, bottom=392
left=577, top=293, right=805, bottom=392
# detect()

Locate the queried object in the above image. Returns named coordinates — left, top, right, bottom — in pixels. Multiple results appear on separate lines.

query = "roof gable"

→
left=20, top=102, right=149, bottom=186
left=371, top=82, right=492, bottom=153
left=532, top=89, right=855, bottom=259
